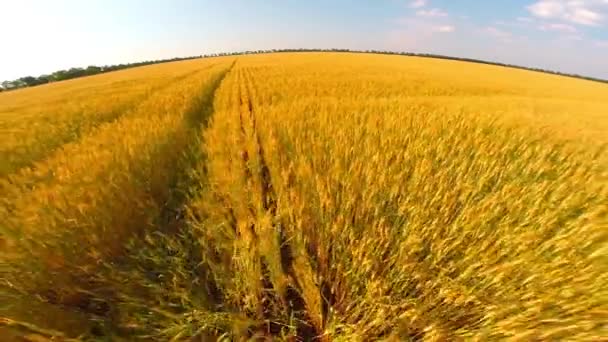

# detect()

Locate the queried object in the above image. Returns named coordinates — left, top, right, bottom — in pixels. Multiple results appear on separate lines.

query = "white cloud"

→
left=386, top=14, right=608, bottom=79
left=387, top=16, right=457, bottom=51
left=539, top=22, right=579, bottom=32
left=517, top=16, right=535, bottom=22
left=416, top=8, right=448, bottom=17
left=570, top=7, right=602, bottom=25
left=562, top=34, right=584, bottom=40
left=528, top=1, right=564, bottom=17
left=433, top=25, right=455, bottom=32
left=527, top=0, right=607, bottom=26
left=481, top=26, right=516, bottom=43
left=409, top=0, right=428, bottom=8
left=484, top=26, right=513, bottom=39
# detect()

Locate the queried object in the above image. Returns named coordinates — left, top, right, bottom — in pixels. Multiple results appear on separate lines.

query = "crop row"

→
left=0, top=60, right=234, bottom=337
left=183, top=55, right=607, bottom=340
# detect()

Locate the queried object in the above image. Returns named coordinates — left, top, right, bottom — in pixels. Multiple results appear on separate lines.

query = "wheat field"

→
left=1, top=52, right=607, bottom=341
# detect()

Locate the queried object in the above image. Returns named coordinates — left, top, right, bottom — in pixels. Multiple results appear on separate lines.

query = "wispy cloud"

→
left=394, top=0, right=455, bottom=39
left=416, top=8, right=448, bottom=17
left=516, top=16, right=534, bottom=23
left=562, top=34, right=584, bottom=40
left=482, top=26, right=514, bottom=43
left=433, top=25, right=455, bottom=32
left=409, top=0, right=428, bottom=9
left=388, top=1, right=608, bottom=79
left=527, top=0, right=607, bottom=26
left=539, top=22, right=578, bottom=32
left=392, top=17, right=455, bottom=34
left=408, top=0, right=450, bottom=19
left=387, top=15, right=457, bottom=52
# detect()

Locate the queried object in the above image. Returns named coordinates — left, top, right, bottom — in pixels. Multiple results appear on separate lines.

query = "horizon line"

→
left=2, top=48, right=607, bottom=91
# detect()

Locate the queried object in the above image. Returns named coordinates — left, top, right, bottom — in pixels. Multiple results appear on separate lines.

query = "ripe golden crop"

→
left=1, top=53, right=606, bottom=340
left=0, top=58, right=217, bottom=177
left=1, top=58, right=234, bottom=337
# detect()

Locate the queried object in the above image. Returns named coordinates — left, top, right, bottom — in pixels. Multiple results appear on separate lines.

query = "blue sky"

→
left=1, top=0, right=607, bottom=81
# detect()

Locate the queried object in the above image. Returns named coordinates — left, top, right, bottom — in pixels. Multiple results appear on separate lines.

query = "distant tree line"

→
left=1, top=48, right=606, bottom=92
left=0, top=56, right=200, bottom=92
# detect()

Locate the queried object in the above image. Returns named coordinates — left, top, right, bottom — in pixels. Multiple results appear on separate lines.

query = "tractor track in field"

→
left=40, top=62, right=237, bottom=339
left=158, top=61, right=235, bottom=231
left=236, top=66, right=323, bottom=340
